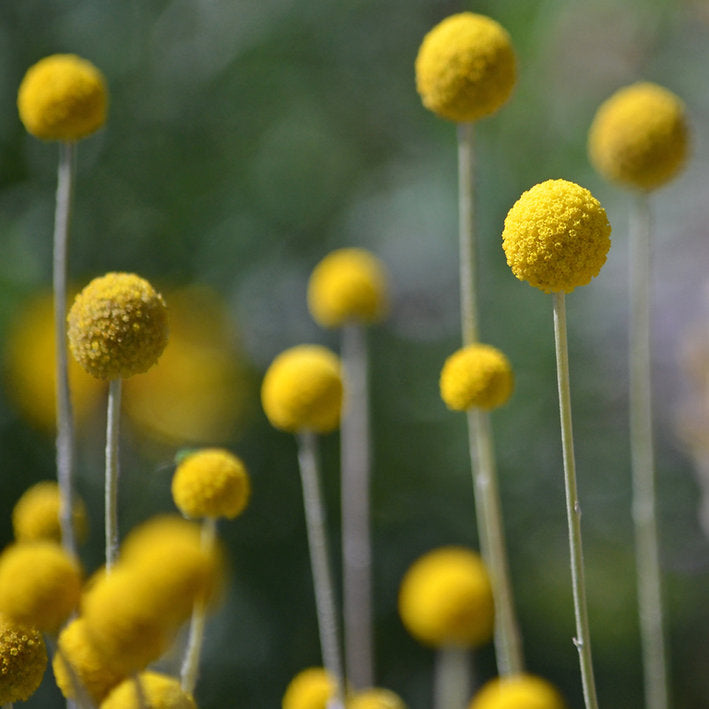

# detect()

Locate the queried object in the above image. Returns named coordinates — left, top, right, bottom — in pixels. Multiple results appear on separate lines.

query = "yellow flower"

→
left=588, top=82, right=688, bottom=191
left=0, top=612, right=47, bottom=704
left=468, top=674, right=566, bottom=709
left=172, top=448, right=251, bottom=520
left=53, top=617, right=125, bottom=704
left=0, top=541, right=82, bottom=632
left=282, top=667, right=336, bottom=709
left=18, top=54, right=107, bottom=141
left=261, top=345, right=344, bottom=433
left=308, top=248, right=389, bottom=328
left=398, top=546, right=494, bottom=648
left=415, top=13, right=516, bottom=123
left=68, top=272, right=169, bottom=380
left=100, top=671, right=196, bottom=709
left=348, top=688, right=407, bottom=709
left=501, top=179, right=611, bottom=293
left=440, top=344, right=513, bottom=411
left=12, top=480, right=88, bottom=544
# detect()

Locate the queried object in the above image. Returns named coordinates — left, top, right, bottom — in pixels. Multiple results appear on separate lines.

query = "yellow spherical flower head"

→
left=100, top=671, right=196, bottom=709
left=440, top=344, right=513, bottom=411
left=415, top=13, right=516, bottom=123
left=588, top=82, right=688, bottom=191
left=172, top=448, right=251, bottom=520
left=282, top=667, right=336, bottom=709
left=399, top=546, right=494, bottom=648
left=0, top=612, right=47, bottom=704
left=0, top=541, right=82, bottom=633
left=68, top=272, right=169, bottom=380
left=308, top=248, right=389, bottom=328
left=468, top=674, right=566, bottom=709
left=262, top=345, right=344, bottom=433
left=12, top=480, right=88, bottom=544
left=502, top=179, right=611, bottom=293
left=53, top=617, right=125, bottom=704
left=348, top=688, right=407, bottom=709
left=18, top=54, right=107, bottom=141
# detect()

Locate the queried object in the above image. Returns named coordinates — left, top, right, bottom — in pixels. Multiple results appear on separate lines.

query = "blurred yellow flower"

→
left=468, top=674, right=566, bottom=709
left=0, top=612, right=47, bottom=704
left=100, top=671, right=196, bottom=709
left=348, top=688, right=407, bottom=709
left=282, top=667, right=336, bottom=709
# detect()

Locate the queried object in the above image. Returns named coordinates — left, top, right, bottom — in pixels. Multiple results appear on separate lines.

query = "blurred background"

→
left=1, top=0, right=709, bottom=706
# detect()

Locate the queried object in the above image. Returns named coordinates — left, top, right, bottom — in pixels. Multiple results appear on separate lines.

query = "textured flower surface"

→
left=588, top=82, right=688, bottom=191
left=398, top=546, right=494, bottom=648
left=172, top=448, right=251, bottom=519
left=261, top=345, right=344, bottom=433
left=348, top=688, right=408, bottom=709
left=440, top=344, right=514, bottom=411
left=0, top=612, right=47, bottom=704
left=18, top=54, right=107, bottom=141
left=468, top=674, right=566, bottom=709
left=308, top=248, right=389, bottom=328
left=68, top=272, right=169, bottom=380
left=415, top=12, right=516, bottom=122
left=282, top=667, right=335, bottom=709
left=502, top=179, right=611, bottom=293
left=100, top=671, right=196, bottom=709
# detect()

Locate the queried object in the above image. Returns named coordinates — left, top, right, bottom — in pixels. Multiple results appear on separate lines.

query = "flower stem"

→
left=181, top=517, right=217, bottom=695
left=296, top=431, right=345, bottom=708
left=458, top=121, right=478, bottom=345
left=628, top=192, right=669, bottom=709
left=105, top=379, right=122, bottom=572
left=46, top=635, right=95, bottom=709
left=134, top=673, right=148, bottom=709
left=552, top=292, right=599, bottom=709
left=341, top=322, right=373, bottom=690
left=54, top=141, right=77, bottom=557
left=433, top=646, right=471, bottom=709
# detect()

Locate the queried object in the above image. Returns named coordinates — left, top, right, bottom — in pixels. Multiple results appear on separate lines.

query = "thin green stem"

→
left=458, top=122, right=478, bottom=346
left=628, top=192, right=669, bottom=709
left=552, top=292, right=599, bottom=709
left=54, top=141, right=77, bottom=556
left=341, top=322, right=373, bottom=690
left=105, top=379, right=122, bottom=572
left=296, top=431, right=345, bottom=709
left=433, top=646, right=471, bottom=709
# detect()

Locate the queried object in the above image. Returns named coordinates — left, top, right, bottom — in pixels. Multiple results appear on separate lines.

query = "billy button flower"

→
left=469, top=675, right=566, bottom=709
left=100, top=671, right=196, bottom=709
left=0, top=612, right=47, bottom=705
left=282, top=667, right=336, bottom=709
left=348, top=689, right=408, bottom=709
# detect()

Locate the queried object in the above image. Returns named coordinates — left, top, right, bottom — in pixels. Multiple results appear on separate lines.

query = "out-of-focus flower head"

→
left=99, top=671, right=196, bottom=709
left=468, top=674, right=566, bottom=709
left=282, top=667, right=336, bottom=709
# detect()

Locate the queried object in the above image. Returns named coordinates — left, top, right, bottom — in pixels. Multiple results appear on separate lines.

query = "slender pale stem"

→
left=628, top=192, right=669, bottom=709
left=467, top=409, right=524, bottom=675
left=458, top=122, right=478, bottom=345
left=105, top=379, right=122, bottom=571
left=341, top=322, right=373, bottom=690
left=552, top=293, right=599, bottom=709
left=433, top=647, right=471, bottom=709
left=296, top=431, right=345, bottom=709
left=54, top=141, right=77, bottom=556
left=134, top=673, right=148, bottom=709
left=46, top=635, right=96, bottom=709
left=181, top=517, right=218, bottom=695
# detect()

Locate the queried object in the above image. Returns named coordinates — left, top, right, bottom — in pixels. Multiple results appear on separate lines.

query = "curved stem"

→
left=552, top=292, right=599, bottom=709
left=628, top=192, right=669, bottom=709
left=105, top=379, right=122, bottom=571
left=433, top=646, right=471, bottom=709
left=458, top=122, right=478, bottom=346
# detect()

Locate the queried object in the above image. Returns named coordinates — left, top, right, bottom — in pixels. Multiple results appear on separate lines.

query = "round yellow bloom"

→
left=53, top=617, right=125, bottom=704
left=12, top=480, right=88, bottom=544
left=100, top=671, right=196, bottom=709
left=440, top=344, right=513, bottom=411
left=0, top=612, right=47, bottom=704
left=468, top=674, right=566, bottom=709
left=348, top=688, right=407, bottom=709
left=68, top=272, right=169, bottom=380
left=0, top=541, right=81, bottom=632
left=18, top=54, right=107, bottom=141
left=398, top=546, right=494, bottom=648
left=282, top=667, right=336, bottom=709
left=588, top=82, right=688, bottom=191
left=415, top=13, right=516, bottom=123
left=261, top=345, right=344, bottom=433
left=172, top=448, right=251, bottom=520
left=308, top=248, right=389, bottom=328
left=501, top=179, right=611, bottom=293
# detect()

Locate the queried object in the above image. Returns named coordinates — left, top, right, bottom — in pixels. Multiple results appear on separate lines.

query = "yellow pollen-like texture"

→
left=68, top=272, right=169, bottom=380
left=415, top=12, right=516, bottom=123
left=502, top=179, right=611, bottom=293
left=468, top=674, right=567, bottom=709
left=172, top=448, right=251, bottom=520
left=348, top=688, right=408, bottom=709
left=282, top=667, right=336, bottom=709
left=440, top=344, right=514, bottom=411
left=308, top=248, right=389, bottom=328
left=100, top=671, right=197, bottom=709
left=18, top=54, right=107, bottom=141
left=588, top=82, right=688, bottom=191
left=398, top=546, right=494, bottom=648
left=0, top=612, right=47, bottom=704
left=261, top=345, right=344, bottom=433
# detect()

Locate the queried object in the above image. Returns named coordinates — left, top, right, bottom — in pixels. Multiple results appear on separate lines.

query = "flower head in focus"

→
left=0, top=612, right=47, bottom=704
